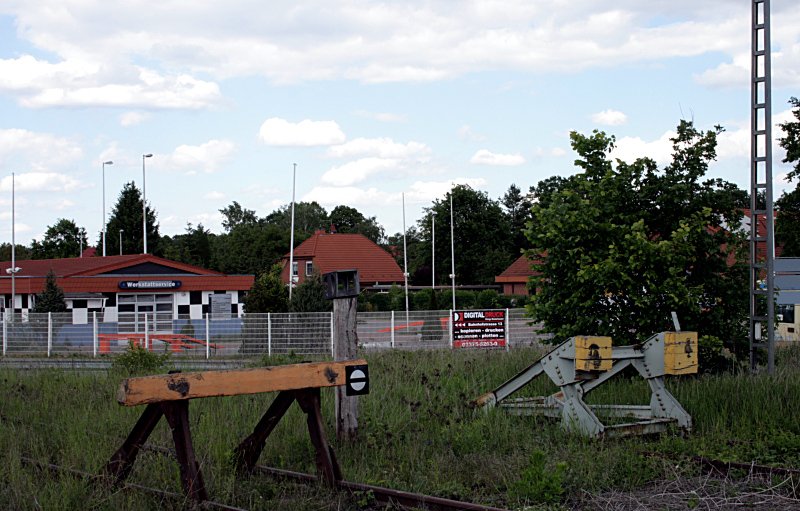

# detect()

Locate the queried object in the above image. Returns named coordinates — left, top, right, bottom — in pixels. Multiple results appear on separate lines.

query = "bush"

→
left=698, top=335, right=736, bottom=374
left=508, top=450, right=566, bottom=504
left=111, top=342, right=172, bottom=375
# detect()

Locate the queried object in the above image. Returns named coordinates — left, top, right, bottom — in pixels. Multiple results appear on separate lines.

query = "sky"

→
left=0, top=1, right=799, bottom=247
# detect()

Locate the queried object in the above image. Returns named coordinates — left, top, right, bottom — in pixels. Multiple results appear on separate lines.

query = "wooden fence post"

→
left=333, top=295, right=359, bottom=440
left=324, top=269, right=361, bottom=441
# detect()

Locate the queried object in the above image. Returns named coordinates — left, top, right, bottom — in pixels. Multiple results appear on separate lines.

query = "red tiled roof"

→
left=0, top=254, right=225, bottom=278
left=0, top=254, right=252, bottom=295
left=284, top=232, right=403, bottom=284
left=495, top=254, right=540, bottom=283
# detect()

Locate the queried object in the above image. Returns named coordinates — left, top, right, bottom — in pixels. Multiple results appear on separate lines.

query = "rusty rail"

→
left=255, top=465, right=509, bottom=511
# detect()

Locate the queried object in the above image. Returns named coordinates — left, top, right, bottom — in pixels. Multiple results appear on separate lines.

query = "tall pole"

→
left=119, top=229, right=124, bottom=255
left=450, top=192, right=456, bottom=310
left=288, top=163, right=297, bottom=302
left=10, top=172, right=15, bottom=317
left=142, top=154, right=152, bottom=254
left=431, top=211, right=436, bottom=291
left=102, top=160, right=113, bottom=257
left=402, top=193, right=409, bottom=325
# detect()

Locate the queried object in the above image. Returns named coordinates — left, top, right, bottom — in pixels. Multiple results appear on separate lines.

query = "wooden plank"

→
left=117, top=359, right=368, bottom=406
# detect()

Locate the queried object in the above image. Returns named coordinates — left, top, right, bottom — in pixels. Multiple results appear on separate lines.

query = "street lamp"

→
left=119, top=229, right=124, bottom=255
left=142, top=154, right=153, bottom=254
left=431, top=211, right=436, bottom=291
left=102, top=160, right=113, bottom=256
left=7, top=172, right=18, bottom=319
left=449, top=193, right=456, bottom=311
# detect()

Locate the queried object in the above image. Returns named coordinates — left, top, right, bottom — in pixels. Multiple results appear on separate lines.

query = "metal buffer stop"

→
left=474, top=331, right=698, bottom=438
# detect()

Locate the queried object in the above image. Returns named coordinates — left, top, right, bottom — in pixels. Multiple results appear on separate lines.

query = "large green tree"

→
left=526, top=121, right=749, bottom=352
left=777, top=97, right=800, bottom=255
left=103, top=182, right=161, bottom=256
left=161, top=223, right=214, bottom=268
left=502, top=183, right=533, bottom=255
left=265, top=201, right=329, bottom=241
left=30, top=219, right=88, bottom=259
left=219, top=201, right=258, bottom=232
left=211, top=222, right=289, bottom=276
left=328, top=205, right=385, bottom=243
left=416, top=185, right=514, bottom=286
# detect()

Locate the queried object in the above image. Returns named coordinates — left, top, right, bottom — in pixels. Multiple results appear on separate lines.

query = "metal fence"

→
left=1, top=309, right=550, bottom=358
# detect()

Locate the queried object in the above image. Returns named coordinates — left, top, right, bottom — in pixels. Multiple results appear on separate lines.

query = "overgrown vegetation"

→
left=2, top=347, right=800, bottom=510
left=110, top=341, right=172, bottom=374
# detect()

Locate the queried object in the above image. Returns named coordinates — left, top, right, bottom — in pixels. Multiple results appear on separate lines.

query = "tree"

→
left=103, top=182, right=161, bottom=256
left=211, top=222, right=289, bottom=276
left=265, top=201, right=329, bottom=240
left=502, top=184, right=533, bottom=255
left=777, top=98, right=800, bottom=255
left=162, top=223, right=214, bottom=268
left=526, top=121, right=749, bottom=353
left=219, top=201, right=258, bottom=232
left=780, top=97, right=800, bottom=181
left=0, top=243, right=32, bottom=262
left=328, top=205, right=385, bottom=243
left=32, top=270, right=67, bottom=313
left=289, top=274, right=331, bottom=312
left=417, top=185, right=514, bottom=286
left=243, top=263, right=289, bottom=313
left=30, top=219, right=88, bottom=259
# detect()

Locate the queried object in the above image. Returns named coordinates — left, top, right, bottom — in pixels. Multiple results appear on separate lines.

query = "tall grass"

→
left=1, top=346, right=800, bottom=509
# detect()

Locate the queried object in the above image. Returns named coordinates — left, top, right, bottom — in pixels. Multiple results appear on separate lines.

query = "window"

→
left=306, top=261, right=313, bottom=276
left=292, top=261, right=298, bottom=277
left=778, top=304, right=795, bottom=324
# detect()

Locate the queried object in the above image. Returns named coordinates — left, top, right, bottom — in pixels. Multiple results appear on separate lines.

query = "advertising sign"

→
left=451, top=309, right=507, bottom=349
left=118, top=280, right=182, bottom=290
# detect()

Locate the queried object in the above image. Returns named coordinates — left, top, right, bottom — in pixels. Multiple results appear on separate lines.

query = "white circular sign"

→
left=349, top=369, right=366, bottom=391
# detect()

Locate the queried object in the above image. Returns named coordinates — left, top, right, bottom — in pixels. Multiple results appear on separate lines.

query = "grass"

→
left=2, top=345, right=800, bottom=510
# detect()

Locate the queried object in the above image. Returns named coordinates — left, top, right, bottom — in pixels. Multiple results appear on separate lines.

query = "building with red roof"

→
left=281, top=231, right=404, bottom=289
left=495, top=254, right=539, bottom=295
left=0, top=254, right=253, bottom=331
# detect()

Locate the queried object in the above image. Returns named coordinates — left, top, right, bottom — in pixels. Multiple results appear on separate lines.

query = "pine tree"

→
left=33, top=270, right=67, bottom=313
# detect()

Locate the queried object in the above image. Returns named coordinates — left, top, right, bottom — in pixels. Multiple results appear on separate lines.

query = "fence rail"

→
left=1, top=309, right=550, bottom=358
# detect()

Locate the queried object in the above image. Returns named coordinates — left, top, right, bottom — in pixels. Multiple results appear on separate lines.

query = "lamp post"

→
left=288, top=163, right=297, bottom=301
left=449, top=193, right=456, bottom=310
left=142, top=154, right=152, bottom=254
left=431, top=211, right=436, bottom=291
left=7, top=172, right=20, bottom=319
left=119, top=229, right=124, bottom=255
left=102, top=160, right=113, bottom=256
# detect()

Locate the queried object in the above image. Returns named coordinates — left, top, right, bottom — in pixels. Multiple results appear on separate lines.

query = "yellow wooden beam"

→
left=117, top=359, right=368, bottom=406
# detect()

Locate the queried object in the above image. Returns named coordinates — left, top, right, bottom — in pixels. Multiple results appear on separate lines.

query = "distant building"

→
left=282, top=231, right=404, bottom=289
left=0, top=254, right=253, bottom=330
left=495, top=254, right=538, bottom=295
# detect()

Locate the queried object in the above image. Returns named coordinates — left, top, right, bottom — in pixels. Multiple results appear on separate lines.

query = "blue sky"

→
left=0, top=1, right=799, bottom=245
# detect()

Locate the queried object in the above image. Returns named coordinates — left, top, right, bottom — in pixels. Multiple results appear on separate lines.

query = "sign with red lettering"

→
left=452, top=309, right=507, bottom=349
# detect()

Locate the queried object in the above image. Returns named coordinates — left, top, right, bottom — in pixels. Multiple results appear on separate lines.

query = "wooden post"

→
left=333, top=295, right=359, bottom=440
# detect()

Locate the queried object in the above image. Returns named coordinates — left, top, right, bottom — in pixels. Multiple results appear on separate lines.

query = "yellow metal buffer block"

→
left=664, top=332, right=698, bottom=375
left=574, top=335, right=613, bottom=372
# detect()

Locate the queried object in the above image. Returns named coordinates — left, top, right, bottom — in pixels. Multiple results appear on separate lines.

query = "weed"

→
left=508, top=450, right=566, bottom=505
left=110, top=341, right=172, bottom=375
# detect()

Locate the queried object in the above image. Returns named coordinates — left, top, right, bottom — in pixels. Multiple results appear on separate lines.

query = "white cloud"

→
left=611, top=131, right=676, bottom=166
left=327, top=138, right=429, bottom=159
left=204, top=191, right=226, bottom=200
left=591, top=109, right=628, bottom=126
left=0, top=172, right=85, bottom=193
left=163, top=139, right=236, bottom=174
left=120, top=111, right=150, bottom=126
left=258, top=118, right=346, bottom=146
left=0, top=56, right=221, bottom=109
left=470, top=149, right=525, bottom=166
left=458, top=125, right=487, bottom=142
left=322, top=158, right=402, bottom=186
left=0, top=129, right=83, bottom=172
left=551, top=147, right=567, bottom=157
left=303, top=186, right=396, bottom=208
left=354, top=110, right=407, bottom=122
left=2, top=1, right=792, bottom=89
left=406, top=178, right=488, bottom=203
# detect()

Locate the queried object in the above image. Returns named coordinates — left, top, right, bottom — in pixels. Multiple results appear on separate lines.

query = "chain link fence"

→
left=1, top=309, right=550, bottom=358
